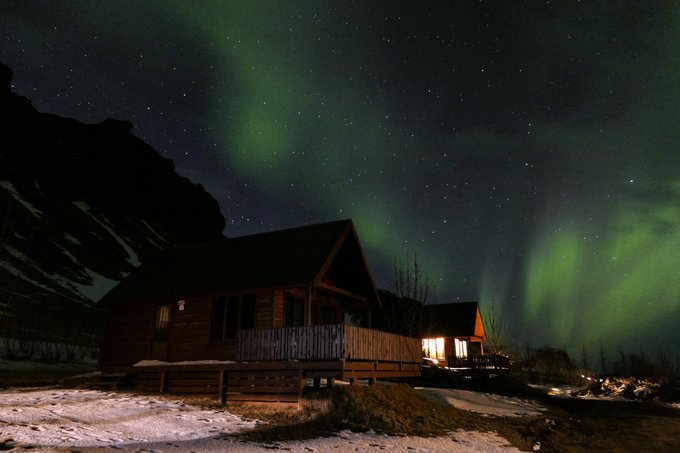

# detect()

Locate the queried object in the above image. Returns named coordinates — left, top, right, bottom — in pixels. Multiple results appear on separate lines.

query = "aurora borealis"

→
left=2, top=1, right=679, bottom=362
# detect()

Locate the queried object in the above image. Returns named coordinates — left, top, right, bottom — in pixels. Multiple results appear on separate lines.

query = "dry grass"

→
left=228, top=383, right=488, bottom=443
left=226, top=381, right=680, bottom=452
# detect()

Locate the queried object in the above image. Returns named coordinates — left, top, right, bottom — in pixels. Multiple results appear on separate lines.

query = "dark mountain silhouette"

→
left=0, top=62, right=225, bottom=350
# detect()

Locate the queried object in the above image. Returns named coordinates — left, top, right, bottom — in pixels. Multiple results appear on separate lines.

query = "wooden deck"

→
left=131, top=324, right=422, bottom=403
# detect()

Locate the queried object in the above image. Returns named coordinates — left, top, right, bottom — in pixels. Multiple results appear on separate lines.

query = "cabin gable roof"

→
left=422, top=301, right=487, bottom=341
left=99, top=219, right=380, bottom=306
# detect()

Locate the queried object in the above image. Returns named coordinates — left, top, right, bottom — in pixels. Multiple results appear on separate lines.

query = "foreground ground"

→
left=0, top=361, right=679, bottom=452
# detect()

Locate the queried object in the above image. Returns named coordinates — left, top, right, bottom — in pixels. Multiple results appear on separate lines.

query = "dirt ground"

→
left=483, top=393, right=680, bottom=452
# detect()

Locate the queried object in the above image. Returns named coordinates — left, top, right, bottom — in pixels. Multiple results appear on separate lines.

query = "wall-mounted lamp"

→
left=178, top=300, right=185, bottom=311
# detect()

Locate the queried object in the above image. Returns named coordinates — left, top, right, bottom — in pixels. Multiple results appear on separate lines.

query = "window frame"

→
left=209, top=294, right=257, bottom=342
left=284, top=295, right=304, bottom=327
left=153, top=303, right=172, bottom=340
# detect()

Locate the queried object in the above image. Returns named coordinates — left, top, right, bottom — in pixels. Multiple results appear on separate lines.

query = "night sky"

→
left=2, top=1, right=679, bottom=362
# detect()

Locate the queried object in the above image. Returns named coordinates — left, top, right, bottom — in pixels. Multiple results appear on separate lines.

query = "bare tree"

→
left=383, top=254, right=429, bottom=338
left=599, top=345, right=608, bottom=376
left=483, top=301, right=506, bottom=354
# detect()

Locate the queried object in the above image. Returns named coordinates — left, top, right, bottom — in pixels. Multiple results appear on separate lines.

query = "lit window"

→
left=455, top=338, right=468, bottom=358
left=422, top=337, right=445, bottom=359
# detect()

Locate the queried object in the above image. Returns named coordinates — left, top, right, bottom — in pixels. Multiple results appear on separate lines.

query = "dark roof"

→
left=422, top=301, right=485, bottom=339
left=99, top=219, right=379, bottom=305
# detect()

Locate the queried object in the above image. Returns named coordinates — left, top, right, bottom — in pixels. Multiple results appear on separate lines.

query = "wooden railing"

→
left=236, top=324, right=421, bottom=364
left=447, top=354, right=511, bottom=370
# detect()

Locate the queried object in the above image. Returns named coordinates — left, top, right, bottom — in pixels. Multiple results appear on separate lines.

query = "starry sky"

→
left=2, top=1, right=679, bottom=363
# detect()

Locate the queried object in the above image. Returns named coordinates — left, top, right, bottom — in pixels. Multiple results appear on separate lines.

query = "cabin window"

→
left=455, top=338, right=468, bottom=358
left=153, top=304, right=171, bottom=340
left=240, top=294, right=256, bottom=330
left=322, top=305, right=337, bottom=324
left=210, top=294, right=256, bottom=341
left=422, top=337, right=445, bottom=360
left=284, top=296, right=304, bottom=327
left=344, top=308, right=369, bottom=327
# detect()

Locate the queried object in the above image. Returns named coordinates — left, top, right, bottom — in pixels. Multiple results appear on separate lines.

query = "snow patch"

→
left=0, top=389, right=524, bottom=452
left=0, top=247, right=62, bottom=295
left=0, top=389, right=255, bottom=448
left=1, top=245, right=94, bottom=304
left=53, top=241, right=120, bottom=301
left=72, top=201, right=141, bottom=266
left=63, top=233, right=81, bottom=245
left=416, top=387, right=545, bottom=417
left=72, top=266, right=120, bottom=301
left=0, top=180, right=44, bottom=219
left=142, top=219, right=172, bottom=248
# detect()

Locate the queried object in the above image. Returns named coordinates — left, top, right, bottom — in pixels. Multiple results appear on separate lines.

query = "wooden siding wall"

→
left=99, top=300, right=156, bottom=372
left=273, top=291, right=285, bottom=328
left=236, top=324, right=422, bottom=364
left=171, top=290, right=276, bottom=362
left=100, top=304, right=153, bottom=369
left=170, top=296, right=210, bottom=361
left=100, top=290, right=277, bottom=371
left=256, top=291, right=275, bottom=329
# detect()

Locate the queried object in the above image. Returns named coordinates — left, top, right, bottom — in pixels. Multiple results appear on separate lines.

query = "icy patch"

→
left=72, top=201, right=140, bottom=266
left=73, top=267, right=120, bottom=301
left=63, top=233, right=81, bottom=245
left=1, top=245, right=96, bottom=304
left=142, top=219, right=172, bottom=248
left=0, top=248, right=63, bottom=296
left=0, top=180, right=43, bottom=219
left=416, top=387, right=545, bottom=417
left=54, top=242, right=119, bottom=301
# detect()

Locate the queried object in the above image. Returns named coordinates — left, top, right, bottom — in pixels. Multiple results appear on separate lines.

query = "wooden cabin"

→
left=98, top=220, right=421, bottom=402
left=421, top=302, right=506, bottom=370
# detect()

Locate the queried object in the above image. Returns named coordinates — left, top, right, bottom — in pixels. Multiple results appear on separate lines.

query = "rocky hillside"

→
left=0, top=62, right=225, bottom=348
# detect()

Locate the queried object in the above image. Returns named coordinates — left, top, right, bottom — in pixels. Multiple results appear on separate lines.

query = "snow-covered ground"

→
left=416, top=387, right=545, bottom=417
left=0, top=388, right=527, bottom=452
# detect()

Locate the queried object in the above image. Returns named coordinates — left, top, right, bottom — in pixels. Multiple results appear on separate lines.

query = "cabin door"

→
left=150, top=304, right=171, bottom=360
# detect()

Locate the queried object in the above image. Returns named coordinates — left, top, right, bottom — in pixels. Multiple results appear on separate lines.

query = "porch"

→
left=131, top=324, right=422, bottom=403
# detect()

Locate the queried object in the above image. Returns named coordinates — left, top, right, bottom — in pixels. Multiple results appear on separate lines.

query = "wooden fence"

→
left=236, top=324, right=421, bottom=364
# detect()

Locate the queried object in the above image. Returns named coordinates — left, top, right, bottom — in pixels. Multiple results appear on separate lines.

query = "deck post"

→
left=159, top=370, right=166, bottom=393
left=313, top=377, right=321, bottom=389
left=218, top=370, right=226, bottom=403
left=305, top=286, right=312, bottom=326
left=327, top=378, right=335, bottom=388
